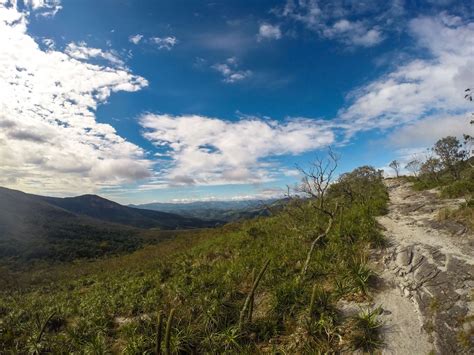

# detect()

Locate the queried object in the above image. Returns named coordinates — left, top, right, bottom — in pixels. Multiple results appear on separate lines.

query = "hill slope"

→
left=0, top=187, right=216, bottom=262
left=0, top=166, right=395, bottom=353
left=39, top=194, right=218, bottom=229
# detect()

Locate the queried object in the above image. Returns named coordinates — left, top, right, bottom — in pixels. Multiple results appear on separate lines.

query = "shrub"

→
left=440, top=179, right=474, bottom=198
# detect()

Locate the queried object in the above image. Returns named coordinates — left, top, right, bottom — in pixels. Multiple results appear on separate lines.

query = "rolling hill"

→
left=131, top=199, right=280, bottom=221
left=0, top=187, right=217, bottom=262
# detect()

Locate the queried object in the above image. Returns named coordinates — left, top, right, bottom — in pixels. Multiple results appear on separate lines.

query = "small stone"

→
left=396, top=247, right=413, bottom=266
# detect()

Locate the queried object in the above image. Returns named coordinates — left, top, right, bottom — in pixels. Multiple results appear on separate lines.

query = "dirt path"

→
left=375, top=179, right=474, bottom=354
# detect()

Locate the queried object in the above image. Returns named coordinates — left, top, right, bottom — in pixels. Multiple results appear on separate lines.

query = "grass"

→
left=0, top=167, right=389, bottom=353
left=406, top=158, right=474, bottom=233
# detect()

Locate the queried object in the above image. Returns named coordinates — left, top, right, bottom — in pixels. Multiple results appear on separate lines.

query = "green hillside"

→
left=0, top=166, right=389, bottom=353
left=0, top=187, right=216, bottom=263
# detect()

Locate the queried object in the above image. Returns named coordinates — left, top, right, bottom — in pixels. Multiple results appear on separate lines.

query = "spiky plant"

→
left=347, top=257, right=374, bottom=295
left=349, top=307, right=384, bottom=352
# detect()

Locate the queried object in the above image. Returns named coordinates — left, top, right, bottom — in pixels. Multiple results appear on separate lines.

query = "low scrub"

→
left=440, top=179, right=474, bottom=198
left=0, top=165, right=389, bottom=353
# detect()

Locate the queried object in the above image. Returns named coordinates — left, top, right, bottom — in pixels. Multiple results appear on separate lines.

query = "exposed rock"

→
left=377, top=180, right=474, bottom=354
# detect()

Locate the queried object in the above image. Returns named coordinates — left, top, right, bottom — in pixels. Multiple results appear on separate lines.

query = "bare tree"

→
left=293, top=148, right=340, bottom=278
left=405, top=158, right=422, bottom=178
left=389, top=160, right=400, bottom=178
left=296, top=148, right=339, bottom=218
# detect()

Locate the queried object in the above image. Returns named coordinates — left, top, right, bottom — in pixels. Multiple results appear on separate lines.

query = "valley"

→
left=0, top=187, right=217, bottom=263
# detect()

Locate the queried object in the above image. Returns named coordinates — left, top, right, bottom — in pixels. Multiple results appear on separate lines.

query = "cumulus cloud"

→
left=129, top=34, right=178, bottom=50
left=18, top=0, right=62, bottom=17
left=323, top=19, right=383, bottom=47
left=0, top=3, right=151, bottom=195
left=212, top=57, right=252, bottom=83
left=42, top=37, right=55, bottom=49
left=332, top=13, right=474, bottom=172
left=386, top=114, right=474, bottom=149
left=278, top=0, right=387, bottom=47
left=150, top=36, right=178, bottom=50
left=257, top=23, right=282, bottom=41
left=128, top=34, right=143, bottom=44
left=139, top=114, right=334, bottom=186
left=339, top=14, right=474, bottom=135
left=65, top=42, right=125, bottom=67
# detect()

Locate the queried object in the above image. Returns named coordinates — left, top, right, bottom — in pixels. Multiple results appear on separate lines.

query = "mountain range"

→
left=130, top=199, right=278, bottom=221
left=0, top=186, right=217, bottom=262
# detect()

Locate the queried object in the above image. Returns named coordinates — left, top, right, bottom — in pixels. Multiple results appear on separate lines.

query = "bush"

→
left=349, top=307, right=384, bottom=352
left=440, top=179, right=474, bottom=198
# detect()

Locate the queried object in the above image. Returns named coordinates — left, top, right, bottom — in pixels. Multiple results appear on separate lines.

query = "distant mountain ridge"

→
left=0, top=186, right=217, bottom=262
left=38, top=193, right=217, bottom=229
left=130, top=199, right=280, bottom=221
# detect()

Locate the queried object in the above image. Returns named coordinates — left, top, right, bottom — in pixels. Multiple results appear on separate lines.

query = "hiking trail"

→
left=374, top=179, right=474, bottom=354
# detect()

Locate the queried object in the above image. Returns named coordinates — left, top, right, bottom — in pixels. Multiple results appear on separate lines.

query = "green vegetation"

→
left=0, top=164, right=388, bottom=353
left=402, top=135, right=473, bottom=231
left=348, top=307, right=384, bottom=352
left=0, top=187, right=217, bottom=264
left=405, top=136, right=473, bottom=197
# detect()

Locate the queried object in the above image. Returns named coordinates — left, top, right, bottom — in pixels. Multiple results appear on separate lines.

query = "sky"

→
left=0, top=0, right=473, bottom=204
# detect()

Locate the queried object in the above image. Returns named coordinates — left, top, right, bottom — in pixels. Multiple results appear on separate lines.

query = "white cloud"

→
left=19, top=0, right=62, bottom=17
left=339, top=14, right=474, bottom=135
left=323, top=19, right=383, bottom=47
left=139, top=114, right=334, bottom=186
left=129, top=34, right=178, bottom=50
left=386, top=114, right=474, bottom=149
left=42, top=37, right=54, bottom=49
left=257, top=23, right=282, bottom=41
left=212, top=57, right=252, bottom=83
left=378, top=113, right=473, bottom=177
left=336, top=14, right=474, bottom=175
left=150, top=36, right=178, bottom=50
left=65, top=42, right=125, bottom=67
left=0, top=3, right=151, bottom=195
left=279, top=0, right=386, bottom=47
left=129, top=34, right=143, bottom=45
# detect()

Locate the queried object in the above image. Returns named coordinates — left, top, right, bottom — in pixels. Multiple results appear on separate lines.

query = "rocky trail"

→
left=373, top=179, right=474, bottom=354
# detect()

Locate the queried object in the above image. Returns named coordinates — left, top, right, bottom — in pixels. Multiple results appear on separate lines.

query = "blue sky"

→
left=0, top=0, right=473, bottom=203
